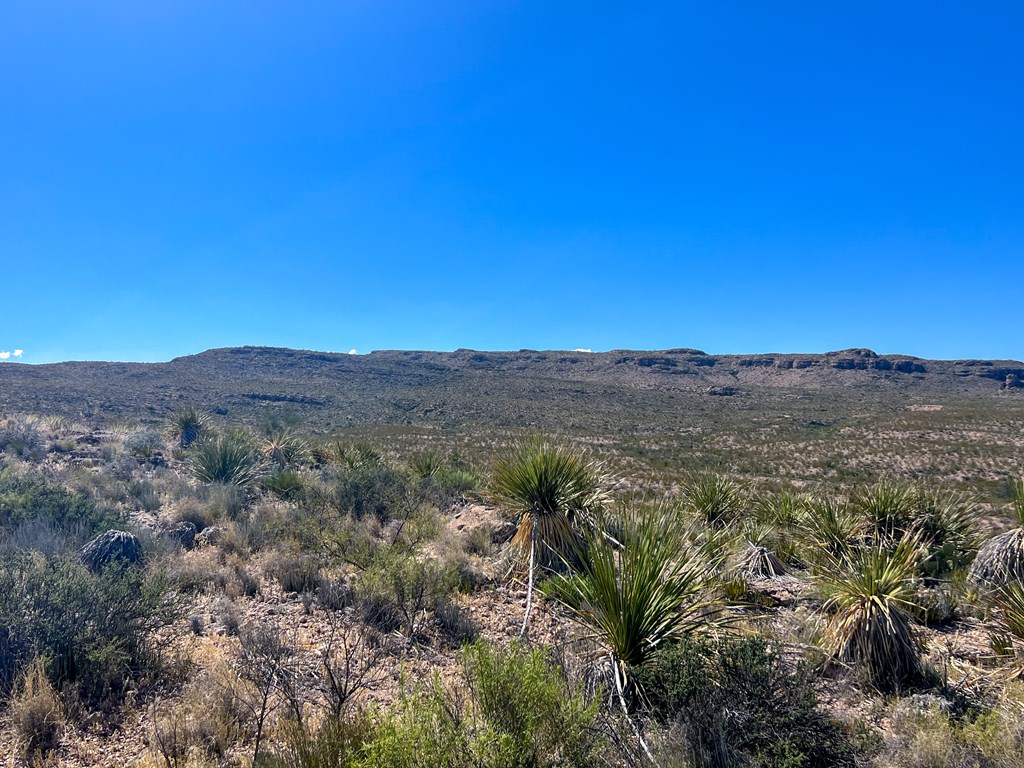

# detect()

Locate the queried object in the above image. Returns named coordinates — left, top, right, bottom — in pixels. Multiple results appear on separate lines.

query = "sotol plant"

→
left=188, top=430, right=267, bottom=487
left=816, top=535, right=924, bottom=691
left=166, top=406, right=211, bottom=449
left=969, top=479, right=1024, bottom=587
left=545, top=504, right=727, bottom=764
left=491, top=439, right=609, bottom=639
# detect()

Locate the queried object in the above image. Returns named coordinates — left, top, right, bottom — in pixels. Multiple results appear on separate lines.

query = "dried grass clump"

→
left=10, top=657, right=65, bottom=757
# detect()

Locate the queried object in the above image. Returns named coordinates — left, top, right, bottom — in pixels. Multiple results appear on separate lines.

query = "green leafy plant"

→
left=633, top=636, right=859, bottom=768
left=166, top=405, right=212, bottom=449
left=816, top=535, right=924, bottom=691
left=684, top=475, right=744, bottom=528
left=491, top=439, right=609, bottom=638
left=188, top=430, right=267, bottom=487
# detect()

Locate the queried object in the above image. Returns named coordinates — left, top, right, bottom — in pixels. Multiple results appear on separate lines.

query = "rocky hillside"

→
left=0, top=346, right=1022, bottom=432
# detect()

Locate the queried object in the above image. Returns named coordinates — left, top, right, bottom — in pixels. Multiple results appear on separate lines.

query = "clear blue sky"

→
left=2, top=2, right=1022, bottom=363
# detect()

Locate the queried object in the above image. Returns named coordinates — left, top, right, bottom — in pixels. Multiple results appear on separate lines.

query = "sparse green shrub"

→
left=886, top=694, right=1024, bottom=768
left=0, top=553, right=172, bottom=709
left=0, top=417, right=45, bottom=460
left=355, top=553, right=458, bottom=639
left=361, top=641, right=601, bottom=768
left=129, top=479, right=162, bottom=512
left=330, top=464, right=412, bottom=522
left=0, top=469, right=121, bottom=538
left=269, top=553, right=323, bottom=594
left=124, top=429, right=166, bottom=459
left=435, top=597, right=479, bottom=645
left=634, top=636, right=859, bottom=768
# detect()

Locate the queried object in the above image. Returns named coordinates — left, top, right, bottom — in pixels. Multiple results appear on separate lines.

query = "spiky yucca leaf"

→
left=262, top=429, right=310, bottom=469
left=913, top=489, right=978, bottom=579
left=166, top=406, right=211, bottom=449
left=994, top=581, right=1024, bottom=641
left=1013, top=479, right=1024, bottom=527
left=491, top=439, right=609, bottom=566
left=331, top=441, right=384, bottom=469
left=852, top=481, right=918, bottom=543
left=683, top=474, right=744, bottom=528
left=545, top=505, right=728, bottom=670
left=817, top=536, right=924, bottom=691
left=756, top=492, right=805, bottom=527
left=796, top=496, right=860, bottom=564
left=188, top=430, right=268, bottom=487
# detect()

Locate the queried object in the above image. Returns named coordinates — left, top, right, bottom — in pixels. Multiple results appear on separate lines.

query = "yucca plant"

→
left=816, top=535, right=924, bottom=691
left=545, top=504, right=728, bottom=763
left=166, top=406, right=211, bottom=449
left=491, top=439, right=609, bottom=638
left=331, top=441, right=384, bottom=469
left=684, top=474, right=744, bottom=528
left=756, top=491, right=804, bottom=528
left=990, top=581, right=1024, bottom=670
left=188, top=430, right=267, bottom=487
left=410, top=450, right=445, bottom=479
left=852, top=481, right=918, bottom=544
left=262, top=429, right=310, bottom=469
left=970, top=479, right=1024, bottom=587
left=913, top=489, right=978, bottom=580
left=796, top=496, right=860, bottom=565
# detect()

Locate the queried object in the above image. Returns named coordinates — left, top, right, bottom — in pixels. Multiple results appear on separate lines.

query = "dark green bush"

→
left=0, top=553, right=172, bottom=710
left=330, top=465, right=412, bottom=523
left=633, top=636, right=858, bottom=768
left=0, top=470, right=121, bottom=537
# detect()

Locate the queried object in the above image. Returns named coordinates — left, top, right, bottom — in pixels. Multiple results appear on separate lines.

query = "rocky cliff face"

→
left=0, top=346, right=1020, bottom=429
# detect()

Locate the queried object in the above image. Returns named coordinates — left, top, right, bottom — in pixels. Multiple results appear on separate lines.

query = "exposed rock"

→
left=706, top=386, right=737, bottom=397
left=195, top=525, right=226, bottom=547
left=1000, top=374, right=1024, bottom=391
left=80, top=530, right=143, bottom=572
left=163, top=521, right=197, bottom=549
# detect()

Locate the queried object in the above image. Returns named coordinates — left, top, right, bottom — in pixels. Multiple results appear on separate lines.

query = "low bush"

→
left=0, top=469, right=121, bottom=538
left=329, top=464, right=412, bottom=523
left=359, top=641, right=602, bottom=768
left=124, top=429, right=166, bottom=459
left=354, top=553, right=459, bottom=638
left=633, top=635, right=860, bottom=768
left=0, top=417, right=45, bottom=460
left=0, top=552, right=172, bottom=710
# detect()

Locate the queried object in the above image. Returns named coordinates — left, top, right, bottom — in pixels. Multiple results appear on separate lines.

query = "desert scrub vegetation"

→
left=6, top=409, right=1024, bottom=767
left=633, top=635, right=864, bottom=768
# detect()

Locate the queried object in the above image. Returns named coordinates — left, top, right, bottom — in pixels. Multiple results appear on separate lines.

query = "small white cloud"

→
left=0, top=352, right=9, bottom=360
left=573, top=348, right=593, bottom=353
left=348, top=348, right=358, bottom=355
left=13, top=350, right=23, bottom=357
